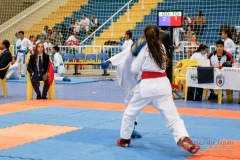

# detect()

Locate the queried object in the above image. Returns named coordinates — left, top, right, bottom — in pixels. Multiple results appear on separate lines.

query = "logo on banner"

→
left=190, top=74, right=198, bottom=82
left=216, top=74, right=224, bottom=87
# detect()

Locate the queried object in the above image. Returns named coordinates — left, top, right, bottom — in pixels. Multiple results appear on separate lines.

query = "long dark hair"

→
left=144, top=25, right=167, bottom=69
left=222, top=29, right=233, bottom=40
left=196, top=44, right=208, bottom=52
left=34, top=42, right=45, bottom=61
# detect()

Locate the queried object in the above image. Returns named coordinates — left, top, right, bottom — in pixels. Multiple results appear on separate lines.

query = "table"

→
left=64, top=62, right=109, bottom=76
left=186, top=67, right=240, bottom=104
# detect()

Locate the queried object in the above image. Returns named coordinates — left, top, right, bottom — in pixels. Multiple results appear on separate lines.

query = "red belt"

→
left=141, top=71, right=166, bottom=79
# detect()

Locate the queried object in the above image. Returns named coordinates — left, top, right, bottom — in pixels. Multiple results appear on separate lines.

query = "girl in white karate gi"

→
left=101, top=36, right=146, bottom=138
left=116, top=25, right=200, bottom=154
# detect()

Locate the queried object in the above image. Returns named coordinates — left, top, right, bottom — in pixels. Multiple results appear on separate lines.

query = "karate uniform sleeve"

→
left=190, top=53, right=195, bottom=60
left=54, top=55, right=60, bottom=68
left=131, top=48, right=145, bottom=74
left=108, top=46, right=131, bottom=66
left=16, top=39, right=20, bottom=48
left=8, top=63, right=19, bottom=71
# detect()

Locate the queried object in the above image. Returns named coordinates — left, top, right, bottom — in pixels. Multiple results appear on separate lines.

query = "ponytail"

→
left=144, top=25, right=167, bottom=69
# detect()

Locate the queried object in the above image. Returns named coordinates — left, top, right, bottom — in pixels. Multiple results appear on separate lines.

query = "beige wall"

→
left=0, top=0, right=67, bottom=43
left=0, top=0, right=39, bottom=25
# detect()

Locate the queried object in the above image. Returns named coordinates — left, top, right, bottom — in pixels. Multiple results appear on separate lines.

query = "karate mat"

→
left=0, top=80, right=240, bottom=159
left=6, top=77, right=109, bottom=84
left=0, top=100, right=239, bottom=160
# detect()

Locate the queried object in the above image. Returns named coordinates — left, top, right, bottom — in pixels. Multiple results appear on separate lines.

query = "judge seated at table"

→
left=207, top=40, right=233, bottom=100
left=188, top=44, right=208, bottom=101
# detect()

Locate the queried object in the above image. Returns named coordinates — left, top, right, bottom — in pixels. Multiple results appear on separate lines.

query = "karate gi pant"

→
left=17, top=53, right=26, bottom=75
left=120, top=87, right=189, bottom=143
left=6, top=70, right=20, bottom=79
left=54, top=65, right=65, bottom=81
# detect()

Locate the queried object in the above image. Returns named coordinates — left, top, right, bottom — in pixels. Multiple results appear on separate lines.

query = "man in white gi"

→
left=52, top=46, right=71, bottom=82
left=16, top=31, right=32, bottom=76
left=6, top=56, right=21, bottom=80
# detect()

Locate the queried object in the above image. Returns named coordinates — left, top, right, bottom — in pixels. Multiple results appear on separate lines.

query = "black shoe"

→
left=41, top=96, right=48, bottom=99
left=208, top=93, right=218, bottom=100
left=36, top=95, right=41, bottom=100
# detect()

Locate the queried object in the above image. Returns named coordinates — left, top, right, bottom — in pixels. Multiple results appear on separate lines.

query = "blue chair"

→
left=63, top=54, right=70, bottom=62
left=97, top=53, right=109, bottom=61
left=75, top=53, right=85, bottom=61
left=68, top=54, right=74, bottom=61
left=86, top=54, right=96, bottom=61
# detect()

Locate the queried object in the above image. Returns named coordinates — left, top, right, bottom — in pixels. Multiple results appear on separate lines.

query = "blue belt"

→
left=60, top=63, right=63, bottom=65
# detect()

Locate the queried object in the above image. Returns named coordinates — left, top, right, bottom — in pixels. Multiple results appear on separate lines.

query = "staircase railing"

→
left=80, top=0, right=135, bottom=46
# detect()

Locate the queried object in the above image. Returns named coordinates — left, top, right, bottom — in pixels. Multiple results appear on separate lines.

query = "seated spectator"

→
left=35, top=35, right=41, bottom=43
left=182, top=14, right=192, bottom=30
left=187, top=34, right=201, bottom=57
left=6, top=56, right=21, bottom=80
left=47, top=29, right=52, bottom=37
left=221, top=29, right=236, bottom=54
left=52, top=46, right=71, bottom=82
left=41, top=26, right=48, bottom=42
left=190, top=44, right=208, bottom=60
left=0, top=40, right=12, bottom=79
left=74, top=19, right=80, bottom=33
left=193, top=11, right=206, bottom=35
left=184, top=26, right=195, bottom=41
left=66, top=32, right=80, bottom=46
left=51, top=27, right=62, bottom=45
left=29, top=35, right=35, bottom=45
left=69, top=19, right=76, bottom=35
left=79, top=14, right=90, bottom=37
left=187, top=44, right=209, bottom=101
left=121, top=30, right=133, bottom=51
left=43, top=37, right=53, bottom=55
left=91, top=15, right=99, bottom=31
left=207, top=40, right=233, bottom=100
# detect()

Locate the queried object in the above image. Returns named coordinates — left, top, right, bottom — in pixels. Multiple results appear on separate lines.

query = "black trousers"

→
left=187, top=87, right=203, bottom=101
left=31, top=76, right=50, bottom=97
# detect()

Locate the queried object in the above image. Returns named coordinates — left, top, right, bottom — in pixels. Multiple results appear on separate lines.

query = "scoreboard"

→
left=157, top=11, right=183, bottom=27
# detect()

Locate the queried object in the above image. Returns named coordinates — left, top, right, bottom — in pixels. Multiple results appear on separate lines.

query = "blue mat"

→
left=7, top=77, right=108, bottom=85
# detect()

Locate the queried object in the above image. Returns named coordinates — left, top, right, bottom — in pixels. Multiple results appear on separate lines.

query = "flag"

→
left=47, top=61, right=54, bottom=85
left=31, top=64, right=39, bottom=84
